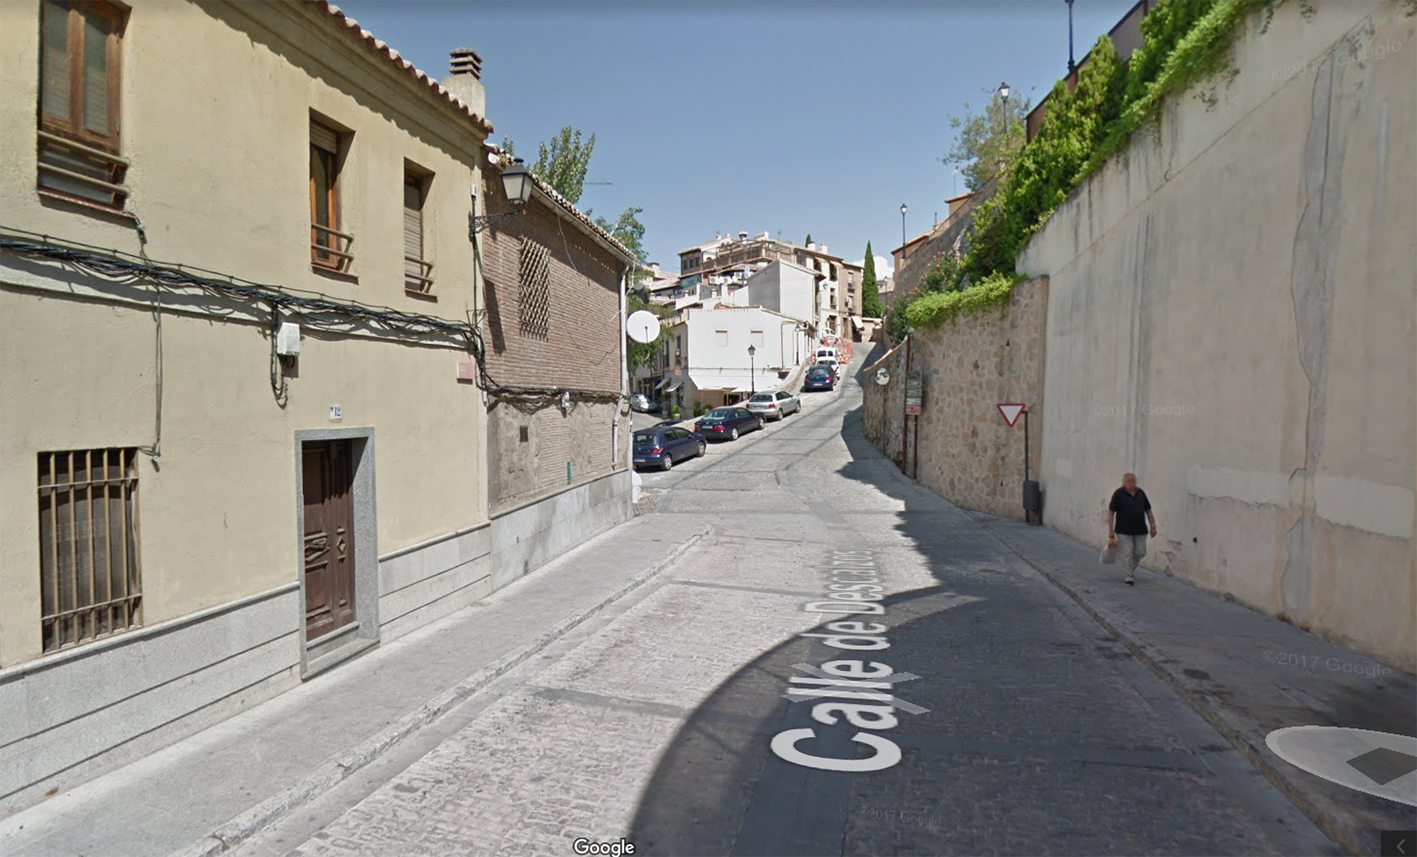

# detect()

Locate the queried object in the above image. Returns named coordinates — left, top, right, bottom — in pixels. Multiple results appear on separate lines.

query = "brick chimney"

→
left=440, top=47, right=485, bottom=119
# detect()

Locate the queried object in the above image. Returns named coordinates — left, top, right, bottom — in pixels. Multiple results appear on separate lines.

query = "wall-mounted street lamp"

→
left=469, top=163, right=534, bottom=236
left=747, top=344, right=757, bottom=394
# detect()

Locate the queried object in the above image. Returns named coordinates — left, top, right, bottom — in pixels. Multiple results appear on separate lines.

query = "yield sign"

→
left=997, top=403, right=1026, bottom=427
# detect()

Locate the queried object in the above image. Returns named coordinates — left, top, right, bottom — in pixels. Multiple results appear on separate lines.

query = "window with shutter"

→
left=404, top=169, right=434, bottom=293
left=36, top=1, right=129, bottom=210
left=310, top=120, right=353, bottom=272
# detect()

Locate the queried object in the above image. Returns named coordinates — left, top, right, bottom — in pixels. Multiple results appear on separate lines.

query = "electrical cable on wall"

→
left=1, top=227, right=618, bottom=410
left=128, top=214, right=165, bottom=466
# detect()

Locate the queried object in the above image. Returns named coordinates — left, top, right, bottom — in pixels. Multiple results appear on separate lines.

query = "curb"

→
left=980, top=527, right=1371, bottom=857
left=168, top=525, right=710, bottom=857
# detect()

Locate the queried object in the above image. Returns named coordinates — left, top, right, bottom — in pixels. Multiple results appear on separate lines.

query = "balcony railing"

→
left=311, top=223, right=354, bottom=273
left=37, top=130, right=130, bottom=209
left=404, top=256, right=434, bottom=293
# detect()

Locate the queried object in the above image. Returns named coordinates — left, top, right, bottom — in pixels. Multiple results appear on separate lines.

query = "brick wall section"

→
left=862, top=277, right=1048, bottom=520
left=480, top=173, right=628, bottom=510
left=480, top=179, right=624, bottom=392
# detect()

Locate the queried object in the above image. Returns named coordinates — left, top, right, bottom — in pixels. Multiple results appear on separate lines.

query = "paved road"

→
left=236, top=362, right=1337, bottom=857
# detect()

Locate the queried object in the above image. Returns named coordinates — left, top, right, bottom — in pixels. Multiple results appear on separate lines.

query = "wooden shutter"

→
left=39, top=1, right=72, bottom=122
left=403, top=175, right=423, bottom=262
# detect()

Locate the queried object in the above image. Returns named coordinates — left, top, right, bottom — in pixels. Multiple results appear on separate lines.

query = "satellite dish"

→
left=627, top=310, right=661, bottom=344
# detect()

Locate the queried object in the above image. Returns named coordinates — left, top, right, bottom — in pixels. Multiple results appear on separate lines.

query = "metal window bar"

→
left=38, top=448, right=141, bottom=652
left=37, top=130, right=130, bottom=201
left=310, top=222, right=355, bottom=272
left=404, top=256, right=434, bottom=291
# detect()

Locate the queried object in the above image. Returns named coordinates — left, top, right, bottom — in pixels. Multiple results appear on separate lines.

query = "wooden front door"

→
left=302, top=440, right=356, bottom=641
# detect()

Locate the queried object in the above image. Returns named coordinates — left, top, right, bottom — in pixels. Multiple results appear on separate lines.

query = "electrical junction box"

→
left=276, top=322, right=301, bottom=356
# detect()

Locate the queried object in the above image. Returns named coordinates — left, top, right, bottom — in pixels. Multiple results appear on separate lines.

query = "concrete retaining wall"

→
left=1017, top=0, right=1416, bottom=668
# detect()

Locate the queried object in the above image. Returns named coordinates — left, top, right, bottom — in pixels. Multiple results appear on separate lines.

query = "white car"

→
left=745, top=389, right=800, bottom=420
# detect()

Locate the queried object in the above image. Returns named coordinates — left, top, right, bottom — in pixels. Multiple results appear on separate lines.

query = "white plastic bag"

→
left=1100, top=539, right=1118, bottom=565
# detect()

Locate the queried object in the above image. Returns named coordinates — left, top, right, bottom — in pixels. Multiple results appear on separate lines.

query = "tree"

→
left=625, top=289, right=672, bottom=373
left=597, top=206, right=663, bottom=372
left=499, top=136, right=516, bottom=159
left=804, top=233, right=813, bottom=246
left=940, top=85, right=1033, bottom=192
left=596, top=207, right=646, bottom=266
left=860, top=242, right=884, bottom=317
left=996, top=33, right=1125, bottom=269
left=532, top=126, right=595, bottom=204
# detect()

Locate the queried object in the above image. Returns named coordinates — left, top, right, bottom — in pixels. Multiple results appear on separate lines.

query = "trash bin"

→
left=1022, top=480, right=1042, bottom=513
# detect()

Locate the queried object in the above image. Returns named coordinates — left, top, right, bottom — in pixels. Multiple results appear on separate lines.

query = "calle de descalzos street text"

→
left=771, top=550, right=924, bottom=772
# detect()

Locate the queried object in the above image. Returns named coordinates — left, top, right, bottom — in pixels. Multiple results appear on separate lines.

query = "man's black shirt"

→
left=1109, top=488, right=1152, bottom=535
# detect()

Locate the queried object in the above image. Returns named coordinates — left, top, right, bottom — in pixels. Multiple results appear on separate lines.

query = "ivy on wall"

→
left=888, top=0, right=1314, bottom=336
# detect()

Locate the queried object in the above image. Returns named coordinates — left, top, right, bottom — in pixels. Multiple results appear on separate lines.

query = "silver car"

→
left=745, top=389, right=800, bottom=421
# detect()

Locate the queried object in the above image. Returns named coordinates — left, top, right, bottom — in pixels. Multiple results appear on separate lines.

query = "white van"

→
left=815, top=347, right=838, bottom=364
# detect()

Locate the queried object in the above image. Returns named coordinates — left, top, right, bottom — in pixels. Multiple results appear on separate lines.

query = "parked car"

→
left=694, top=406, right=764, bottom=441
left=632, top=424, right=705, bottom=471
left=746, top=390, right=800, bottom=421
left=815, top=347, right=838, bottom=364
left=802, top=365, right=836, bottom=391
left=629, top=393, right=660, bottom=413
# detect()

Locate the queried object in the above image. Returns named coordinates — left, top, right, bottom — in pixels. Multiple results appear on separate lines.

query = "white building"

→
left=663, top=306, right=811, bottom=411
left=745, top=259, right=817, bottom=324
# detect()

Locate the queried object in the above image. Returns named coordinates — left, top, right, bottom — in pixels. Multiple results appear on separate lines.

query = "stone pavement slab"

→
left=970, top=511, right=1417, bottom=856
left=0, top=514, right=709, bottom=857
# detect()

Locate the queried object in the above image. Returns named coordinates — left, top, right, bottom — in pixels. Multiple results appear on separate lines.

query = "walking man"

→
left=1108, top=472, right=1157, bottom=585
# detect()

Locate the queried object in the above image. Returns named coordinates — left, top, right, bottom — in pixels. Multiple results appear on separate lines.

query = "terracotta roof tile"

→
left=312, top=1, right=493, bottom=134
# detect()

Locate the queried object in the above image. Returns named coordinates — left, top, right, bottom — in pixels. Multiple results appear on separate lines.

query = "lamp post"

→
left=900, top=203, right=908, bottom=262
left=997, top=82, right=1012, bottom=175
left=1066, top=0, right=1077, bottom=74
left=748, top=344, right=757, bottom=394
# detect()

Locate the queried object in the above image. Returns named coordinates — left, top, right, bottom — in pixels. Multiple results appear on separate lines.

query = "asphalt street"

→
left=233, top=365, right=1339, bottom=857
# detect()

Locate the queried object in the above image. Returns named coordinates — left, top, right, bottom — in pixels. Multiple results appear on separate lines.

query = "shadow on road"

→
left=624, top=344, right=1307, bottom=857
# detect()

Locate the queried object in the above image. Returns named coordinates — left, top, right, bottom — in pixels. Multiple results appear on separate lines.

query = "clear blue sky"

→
left=339, top=0, right=1138, bottom=272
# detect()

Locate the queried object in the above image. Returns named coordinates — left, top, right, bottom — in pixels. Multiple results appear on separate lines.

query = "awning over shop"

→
left=664, top=377, right=684, bottom=392
left=688, top=370, right=756, bottom=392
left=654, top=377, right=670, bottom=390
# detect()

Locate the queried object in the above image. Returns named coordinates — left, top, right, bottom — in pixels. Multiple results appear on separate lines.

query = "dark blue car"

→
left=802, top=365, right=836, bottom=391
left=633, top=424, right=706, bottom=471
left=694, top=406, right=764, bottom=441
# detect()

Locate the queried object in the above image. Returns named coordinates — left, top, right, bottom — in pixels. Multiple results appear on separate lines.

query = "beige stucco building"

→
left=0, top=0, right=630, bottom=814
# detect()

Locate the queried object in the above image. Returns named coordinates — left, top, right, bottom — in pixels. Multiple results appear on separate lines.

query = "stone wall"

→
left=863, top=279, right=1048, bottom=520
left=861, top=342, right=906, bottom=467
left=1016, top=0, right=1415, bottom=668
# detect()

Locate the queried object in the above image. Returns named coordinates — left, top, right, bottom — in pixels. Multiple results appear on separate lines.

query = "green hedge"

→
left=902, top=272, right=1027, bottom=329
